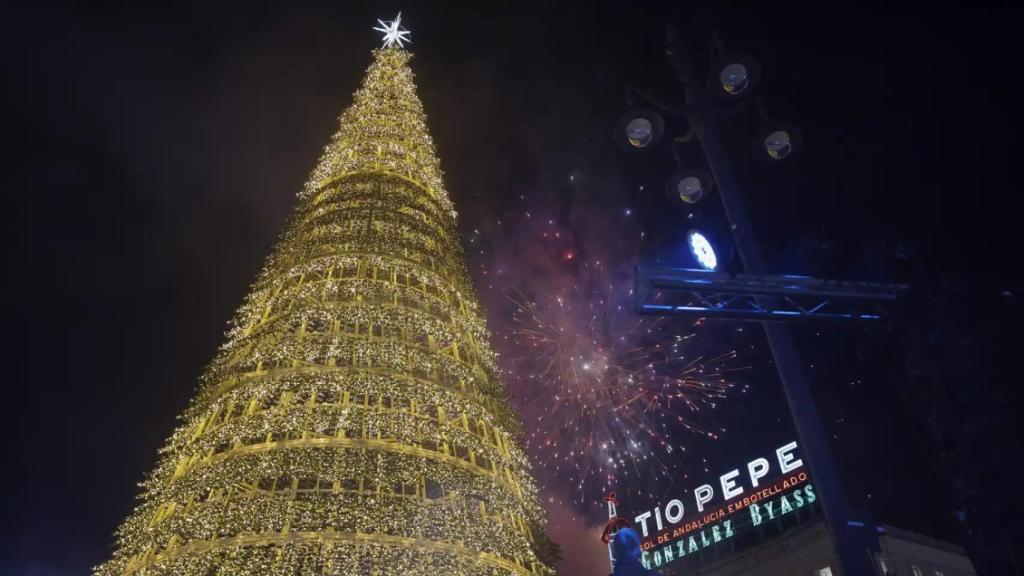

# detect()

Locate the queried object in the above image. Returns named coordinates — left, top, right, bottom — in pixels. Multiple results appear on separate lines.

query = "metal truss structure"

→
left=635, top=266, right=907, bottom=323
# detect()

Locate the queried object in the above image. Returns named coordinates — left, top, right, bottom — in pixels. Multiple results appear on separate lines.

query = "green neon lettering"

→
left=793, top=488, right=805, bottom=508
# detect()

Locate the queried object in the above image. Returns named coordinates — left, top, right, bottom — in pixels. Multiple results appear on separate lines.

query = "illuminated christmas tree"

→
left=97, top=16, right=555, bottom=576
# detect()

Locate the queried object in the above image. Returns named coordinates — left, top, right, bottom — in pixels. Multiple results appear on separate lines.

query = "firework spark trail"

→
left=505, top=280, right=750, bottom=505
left=466, top=172, right=753, bottom=508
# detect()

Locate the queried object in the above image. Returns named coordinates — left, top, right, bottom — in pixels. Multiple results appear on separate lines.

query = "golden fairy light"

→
left=95, top=45, right=555, bottom=576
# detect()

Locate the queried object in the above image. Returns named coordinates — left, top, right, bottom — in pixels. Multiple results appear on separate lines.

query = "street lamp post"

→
left=624, top=29, right=883, bottom=576
left=670, top=29, right=878, bottom=576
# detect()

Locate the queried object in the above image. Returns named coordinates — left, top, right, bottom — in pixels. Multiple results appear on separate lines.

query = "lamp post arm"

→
left=625, top=85, right=689, bottom=117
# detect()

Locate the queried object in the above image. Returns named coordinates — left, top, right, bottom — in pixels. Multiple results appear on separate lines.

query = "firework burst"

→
left=504, top=270, right=749, bottom=505
left=468, top=174, right=750, bottom=507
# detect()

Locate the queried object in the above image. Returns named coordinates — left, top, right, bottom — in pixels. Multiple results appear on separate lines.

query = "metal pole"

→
left=667, top=32, right=879, bottom=576
left=606, top=494, right=618, bottom=572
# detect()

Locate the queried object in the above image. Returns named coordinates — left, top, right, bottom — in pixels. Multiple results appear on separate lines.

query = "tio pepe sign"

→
left=633, top=441, right=804, bottom=538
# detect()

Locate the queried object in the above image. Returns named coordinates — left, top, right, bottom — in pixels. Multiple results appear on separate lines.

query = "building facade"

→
left=876, top=524, right=978, bottom=576
left=653, top=519, right=976, bottom=576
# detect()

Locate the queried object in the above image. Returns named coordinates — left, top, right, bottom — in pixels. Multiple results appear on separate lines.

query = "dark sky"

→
left=9, top=1, right=1023, bottom=575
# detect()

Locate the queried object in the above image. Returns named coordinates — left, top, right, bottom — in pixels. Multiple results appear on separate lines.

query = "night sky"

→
left=10, top=2, right=1024, bottom=575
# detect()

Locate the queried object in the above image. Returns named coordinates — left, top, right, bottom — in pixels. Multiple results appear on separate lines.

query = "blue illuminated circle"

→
left=688, top=230, right=718, bottom=270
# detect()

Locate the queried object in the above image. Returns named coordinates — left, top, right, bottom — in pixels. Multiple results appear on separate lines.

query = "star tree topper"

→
left=373, top=12, right=411, bottom=49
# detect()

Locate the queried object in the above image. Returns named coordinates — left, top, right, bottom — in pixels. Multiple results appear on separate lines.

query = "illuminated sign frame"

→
left=633, top=441, right=804, bottom=539
left=618, top=441, right=819, bottom=571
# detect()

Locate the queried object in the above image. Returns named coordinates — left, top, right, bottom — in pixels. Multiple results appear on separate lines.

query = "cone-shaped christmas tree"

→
left=96, top=42, right=555, bottom=576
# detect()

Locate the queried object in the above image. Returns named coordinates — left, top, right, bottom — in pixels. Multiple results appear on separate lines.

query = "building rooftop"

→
left=878, top=524, right=968, bottom=557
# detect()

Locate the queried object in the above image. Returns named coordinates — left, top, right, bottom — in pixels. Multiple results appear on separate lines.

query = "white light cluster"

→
left=374, top=12, right=412, bottom=49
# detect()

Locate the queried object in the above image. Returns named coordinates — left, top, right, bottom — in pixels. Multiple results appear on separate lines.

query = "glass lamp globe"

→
left=719, top=62, right=750, bottom=95
left=677, top=176, right=705, bottom=204
left=764, top=130, right=793, bottom=160
left=626, top=117, right=654, bottom=148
